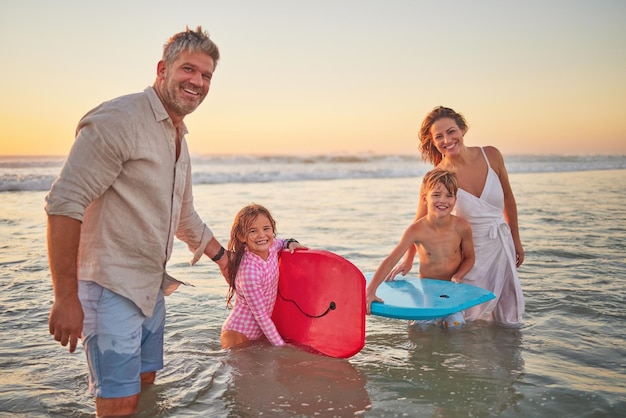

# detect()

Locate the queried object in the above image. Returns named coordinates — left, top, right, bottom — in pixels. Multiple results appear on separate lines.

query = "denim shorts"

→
left=79, top=281, right=165, bottom=398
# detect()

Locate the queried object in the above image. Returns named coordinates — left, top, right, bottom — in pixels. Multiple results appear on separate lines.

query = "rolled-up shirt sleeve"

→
left=45, top=106, right=131, bottom=221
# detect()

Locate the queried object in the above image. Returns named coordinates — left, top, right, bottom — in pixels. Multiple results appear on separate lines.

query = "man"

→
left=45, top=26, right=227, bottom=416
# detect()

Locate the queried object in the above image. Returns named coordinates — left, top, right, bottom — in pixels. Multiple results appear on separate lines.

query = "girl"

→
left=221, top=204, right=305, bottom=349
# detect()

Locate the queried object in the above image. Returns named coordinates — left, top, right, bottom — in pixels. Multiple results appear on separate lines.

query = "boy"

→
left=365, top=168, right=475, bottom=328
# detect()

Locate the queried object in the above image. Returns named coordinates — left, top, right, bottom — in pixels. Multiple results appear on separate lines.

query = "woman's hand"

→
left=515, top=242, right=525, bottom=267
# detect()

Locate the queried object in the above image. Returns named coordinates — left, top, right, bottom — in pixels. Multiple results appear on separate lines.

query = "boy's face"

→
left=424, top=182, right=456, bottom=217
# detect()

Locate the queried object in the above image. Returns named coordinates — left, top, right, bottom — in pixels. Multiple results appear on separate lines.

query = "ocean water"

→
left=0, top=154, right=625, bottom=417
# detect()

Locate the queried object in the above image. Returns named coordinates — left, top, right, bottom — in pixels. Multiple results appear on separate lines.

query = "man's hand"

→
left=49, top=295, right=84, bottom=353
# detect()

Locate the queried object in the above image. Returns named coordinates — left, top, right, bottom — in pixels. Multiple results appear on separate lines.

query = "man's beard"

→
left=161, top=78, right=205, bottom=117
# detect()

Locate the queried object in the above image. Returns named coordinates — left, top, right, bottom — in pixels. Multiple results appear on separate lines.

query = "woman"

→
left=392, top=106, right=525, bottom=327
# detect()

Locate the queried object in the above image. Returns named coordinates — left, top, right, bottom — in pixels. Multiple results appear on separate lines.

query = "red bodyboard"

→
left=272, top=249, right=366, bottom=358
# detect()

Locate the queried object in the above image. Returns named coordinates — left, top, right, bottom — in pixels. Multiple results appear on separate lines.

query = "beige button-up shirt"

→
left=45, top=87, right=213, bottom=316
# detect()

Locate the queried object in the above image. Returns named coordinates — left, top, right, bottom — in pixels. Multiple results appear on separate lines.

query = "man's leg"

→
left=95, top=395, right=140, bottom=417
left=81, top=282, right=161, bottom=417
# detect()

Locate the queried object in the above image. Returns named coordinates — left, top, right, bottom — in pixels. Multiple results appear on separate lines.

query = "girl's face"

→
left=245, top=214, right=275, bottom=259
left=430, top=117, right=465, bottom=158
left=423, top=182, right=456, bottom=217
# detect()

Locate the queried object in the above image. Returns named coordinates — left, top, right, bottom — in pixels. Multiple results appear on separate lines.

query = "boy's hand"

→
left=387, top=261, right=411, bottom=281
left=365, top=292, right=383, bottom=315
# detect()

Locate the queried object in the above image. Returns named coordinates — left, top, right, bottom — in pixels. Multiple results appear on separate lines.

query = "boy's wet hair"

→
left=162, top=25, right=220, bottom=67
left=422, top=168, right=459, bottom=196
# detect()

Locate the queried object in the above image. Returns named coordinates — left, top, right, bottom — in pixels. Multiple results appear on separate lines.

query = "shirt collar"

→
left=144, top=86, right=188, bottom=135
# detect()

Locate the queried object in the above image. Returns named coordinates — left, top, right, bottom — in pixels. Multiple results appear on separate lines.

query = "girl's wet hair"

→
left=421, top=168, right=459, bottom=196
left=162, top=25, right=220, bottom=67
left=419, top=106, right=469, bottom=166
left=226, top=204, right=277, bottom=307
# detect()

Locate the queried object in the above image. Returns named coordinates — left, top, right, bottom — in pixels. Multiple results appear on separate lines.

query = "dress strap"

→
left=480, top=147, right=491, bottom=169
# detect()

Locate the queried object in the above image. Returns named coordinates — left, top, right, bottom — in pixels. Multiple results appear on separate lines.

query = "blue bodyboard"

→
left=366, top=273, right=495, bottom=320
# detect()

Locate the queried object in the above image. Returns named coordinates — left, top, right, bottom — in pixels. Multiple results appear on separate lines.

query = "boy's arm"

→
left=365, top=225, right=418, bottom=314
left=450, top=219, right=475, bottom=283
left=388, top=184, right=428, bottom=279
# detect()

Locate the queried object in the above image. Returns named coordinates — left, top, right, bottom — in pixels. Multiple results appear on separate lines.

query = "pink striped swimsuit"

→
left=221, top=238, right=285, bottom=346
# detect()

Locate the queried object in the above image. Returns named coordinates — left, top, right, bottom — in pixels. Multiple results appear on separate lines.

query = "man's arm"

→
left=203, top=237, right=229, bottom=280
left=47, top=215, right=84, bottom=353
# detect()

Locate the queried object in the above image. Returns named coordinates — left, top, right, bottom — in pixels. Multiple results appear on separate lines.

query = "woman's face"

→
left=430, top=117, right=465, bottom=158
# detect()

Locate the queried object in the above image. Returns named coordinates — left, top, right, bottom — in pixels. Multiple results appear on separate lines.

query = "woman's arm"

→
left=486, top=146, right=524, bottom=267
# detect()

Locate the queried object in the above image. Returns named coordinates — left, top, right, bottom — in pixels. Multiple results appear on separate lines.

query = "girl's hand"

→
left=284, top=238, right=307, bottom=253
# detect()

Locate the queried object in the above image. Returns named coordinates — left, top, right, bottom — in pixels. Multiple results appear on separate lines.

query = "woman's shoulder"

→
left=465, top=145, right=501, bottom=158
left=479, top=146, right=505, bottom=171
left=482, top=145, right=503, bottom=157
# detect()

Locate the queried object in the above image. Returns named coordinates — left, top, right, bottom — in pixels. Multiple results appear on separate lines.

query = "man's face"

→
left=156, top=50, right=215, bottom=121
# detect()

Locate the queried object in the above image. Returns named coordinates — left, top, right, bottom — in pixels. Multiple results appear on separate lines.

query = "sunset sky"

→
left=1, top=0, right=625, bottom=156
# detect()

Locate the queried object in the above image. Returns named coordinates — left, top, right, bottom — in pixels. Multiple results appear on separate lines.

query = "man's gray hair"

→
left=162, top=26, right=220, bottom=67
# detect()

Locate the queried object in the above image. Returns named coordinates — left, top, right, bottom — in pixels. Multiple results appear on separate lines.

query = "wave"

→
left=1, top=154, right=625, bottom=192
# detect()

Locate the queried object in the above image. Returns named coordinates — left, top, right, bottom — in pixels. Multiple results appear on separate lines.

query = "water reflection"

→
left=361, top=321, right=524, bottom=417
left=221, top=344, right=371, bottom=417
left=406, top=323, right=524, bottom=416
